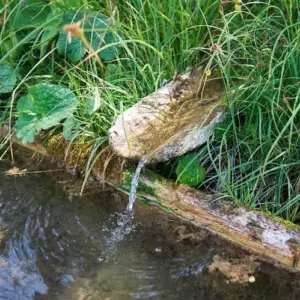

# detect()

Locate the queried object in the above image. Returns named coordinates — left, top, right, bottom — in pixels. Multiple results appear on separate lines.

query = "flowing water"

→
left=0, top=154, right=300, bottom=300
left=127, top=159, right=148, bottom=214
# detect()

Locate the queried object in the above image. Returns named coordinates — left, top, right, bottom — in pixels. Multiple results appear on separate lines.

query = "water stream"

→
left=0, top=155, right=299, bottom=299
left=127, top=159, right=148, bottom=214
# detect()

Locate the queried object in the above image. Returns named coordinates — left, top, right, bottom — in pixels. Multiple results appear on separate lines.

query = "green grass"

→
left=0, top=1, right=300, bottom=222
left=193, top=1, right=300, bottom=222
left=0, top=0, right=219, bottom=146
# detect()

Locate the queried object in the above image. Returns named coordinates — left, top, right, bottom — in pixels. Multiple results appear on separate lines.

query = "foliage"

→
left=0, top=63, right=17, bottom=94
left=176, top=155, right=206, bottom=186
left=63, top=115, right=81, bottom=140
left=9, top=0, right=51, bottom=28
left=15, top=84, right=77, bottom=143
left=194, top=1, right=300, bottom=222
left=56, top=11, right=86, bottom=63
left=1, top=0, right=300, bottom=223
left=57, top=11, right=118, bottom=62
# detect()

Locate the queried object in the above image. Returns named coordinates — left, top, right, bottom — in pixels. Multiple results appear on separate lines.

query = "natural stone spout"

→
left=109, top=67, right=225, bottom=162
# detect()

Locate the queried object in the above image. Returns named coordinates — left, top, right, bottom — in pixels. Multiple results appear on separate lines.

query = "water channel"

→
left=0, top=151, right=299, bottom=299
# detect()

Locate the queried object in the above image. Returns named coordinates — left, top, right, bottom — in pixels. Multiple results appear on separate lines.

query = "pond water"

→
left=0, top=153, right=299, bottom=300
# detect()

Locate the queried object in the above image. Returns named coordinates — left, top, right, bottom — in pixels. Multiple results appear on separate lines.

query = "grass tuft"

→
left=1, top=0, right=299, bottom=222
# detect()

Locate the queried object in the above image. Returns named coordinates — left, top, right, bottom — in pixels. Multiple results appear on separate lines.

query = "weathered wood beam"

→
left=117, top=169, right=300, bottom=273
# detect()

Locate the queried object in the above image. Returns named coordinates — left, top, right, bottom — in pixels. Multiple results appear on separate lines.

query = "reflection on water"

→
left=0, top=158, right=299, bottom=300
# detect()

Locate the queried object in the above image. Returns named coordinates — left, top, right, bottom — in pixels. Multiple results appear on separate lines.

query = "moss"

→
left=160, top=206, right=176, bottom=215
left=143, top=169, right=165, bottom=183
left=138, top=181, right=157, bottom=198
left=121, top=171, right=133, bottom=189
left=136, top=195, right=175, bottom=215
left=136, top=196, right=154, bottom=206
left=121, top=170, right=157, bottom=198
left=235, top=202, right=300, bottom=230
left=257, top=211, right=300, bottom=230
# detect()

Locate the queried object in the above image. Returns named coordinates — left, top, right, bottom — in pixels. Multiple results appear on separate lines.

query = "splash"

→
left=103, top=212, right=135, bottom=260
left=127, top=159, right=148, bottom=214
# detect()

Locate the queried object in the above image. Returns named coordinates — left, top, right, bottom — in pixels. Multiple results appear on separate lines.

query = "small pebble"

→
left=248, top=276, right=255, bottom=283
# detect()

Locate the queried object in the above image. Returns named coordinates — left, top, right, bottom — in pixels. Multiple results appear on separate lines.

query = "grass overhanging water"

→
left=0, top=0, right=299, bottom=222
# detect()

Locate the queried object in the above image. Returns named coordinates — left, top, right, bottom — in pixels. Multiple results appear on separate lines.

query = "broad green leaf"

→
left=57, top=37, right=86, bottom=62
left=40, top=28, right=59, bottom=58
left=176, top=154, right=206, bottom=186
left=57, top=11, right=118, bottom=62
left=0, top=39, right=14, bottom=59
left=105, top=63, right=120, bottom=83
left=100, top=31, right=119, bottom=61
left=63, top=115, right=81, bottom=140
left=16, top=83, right=78, bottom=143
left=51, top=0, right=91, bottom=11
left=56, top=11, right=86, bottom=62
left=10, top=0, right=51, bottom=28
left=0, top=64, right=17, bottom=94
left=15, top=114, right=39, bottom=144
left=40, top=11, right=63, bottom=57
left=85, top=13, right=118, bottom=61
left=41, top=29, right=59, bottom=44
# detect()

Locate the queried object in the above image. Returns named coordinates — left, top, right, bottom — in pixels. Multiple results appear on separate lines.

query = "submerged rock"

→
left=208, top=255, right=259, bottom=284
left=109, top=67, right=225, bottom=162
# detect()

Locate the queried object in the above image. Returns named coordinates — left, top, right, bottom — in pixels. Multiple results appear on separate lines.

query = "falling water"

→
left=127, top=159, right=148, bottom=214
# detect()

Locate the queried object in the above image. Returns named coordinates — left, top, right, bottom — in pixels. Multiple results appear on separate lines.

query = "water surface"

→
left=0, top=155, right=299, bottom=300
